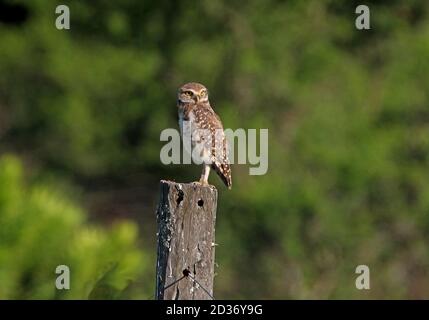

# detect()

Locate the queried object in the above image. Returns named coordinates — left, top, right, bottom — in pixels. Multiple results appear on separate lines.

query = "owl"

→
left=177, top=82, right=232, bottom=189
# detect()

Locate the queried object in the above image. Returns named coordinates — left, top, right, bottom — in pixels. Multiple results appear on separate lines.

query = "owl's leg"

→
left=199, top=164, right=211, bottom=185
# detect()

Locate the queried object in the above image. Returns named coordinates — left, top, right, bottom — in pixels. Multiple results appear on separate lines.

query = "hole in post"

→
left=197, top=199, right=204, bottom=207
left=183, top=268, right=191, bottom=277
left=176, top=189, right=184, bottom=206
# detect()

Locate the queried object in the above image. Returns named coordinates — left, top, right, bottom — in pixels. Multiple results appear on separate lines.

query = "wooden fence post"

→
left=155, top=180, right=218, bottom=300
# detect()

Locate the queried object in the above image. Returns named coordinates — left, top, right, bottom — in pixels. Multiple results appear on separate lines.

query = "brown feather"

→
left=212, top=162, right=232, bottom=189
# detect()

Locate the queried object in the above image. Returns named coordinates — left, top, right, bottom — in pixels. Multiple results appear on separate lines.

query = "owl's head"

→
left=177, top=82, right=208, bottom=104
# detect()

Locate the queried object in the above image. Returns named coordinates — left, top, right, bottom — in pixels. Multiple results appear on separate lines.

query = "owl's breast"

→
left=178, top=109, right=184, bottom=136
left=179, top=109, right=212, bottom=164
left=178, top=103, right=194, bottom=135
left=178, top=108, right=195, bottom=137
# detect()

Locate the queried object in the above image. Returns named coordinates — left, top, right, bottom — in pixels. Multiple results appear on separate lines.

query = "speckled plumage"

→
left=177, top=82, right=232, bottom=189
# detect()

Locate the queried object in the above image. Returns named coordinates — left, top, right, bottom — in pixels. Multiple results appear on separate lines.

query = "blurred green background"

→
left=1, top=0, right=429, bottom=299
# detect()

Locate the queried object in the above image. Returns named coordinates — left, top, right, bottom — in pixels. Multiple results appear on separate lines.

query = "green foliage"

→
left=0, top=156, right=146, bottom=299
left=1, top=0, right=429, bottom=299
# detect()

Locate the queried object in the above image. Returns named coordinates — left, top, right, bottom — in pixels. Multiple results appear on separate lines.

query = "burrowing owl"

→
left=177, top=82, right=232, bottom=189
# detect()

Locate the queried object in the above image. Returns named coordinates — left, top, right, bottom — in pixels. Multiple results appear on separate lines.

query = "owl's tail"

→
left=212, top=162, right=232, bottom=189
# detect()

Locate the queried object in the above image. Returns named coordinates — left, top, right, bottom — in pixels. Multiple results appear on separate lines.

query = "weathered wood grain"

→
left=155, top=180, right=217, bottom=300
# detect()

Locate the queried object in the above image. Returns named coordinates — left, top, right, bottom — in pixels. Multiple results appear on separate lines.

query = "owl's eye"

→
left=200, top=90, right=207, bottom=97
left=183, top=91, right=192, bottom=97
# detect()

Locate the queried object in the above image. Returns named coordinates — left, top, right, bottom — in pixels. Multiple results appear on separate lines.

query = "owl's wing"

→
left=210, top=132, right=232, bottom=189
left=193, top=103, right=232, bottom=189
left=207, top=109, right=231, bottom=189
